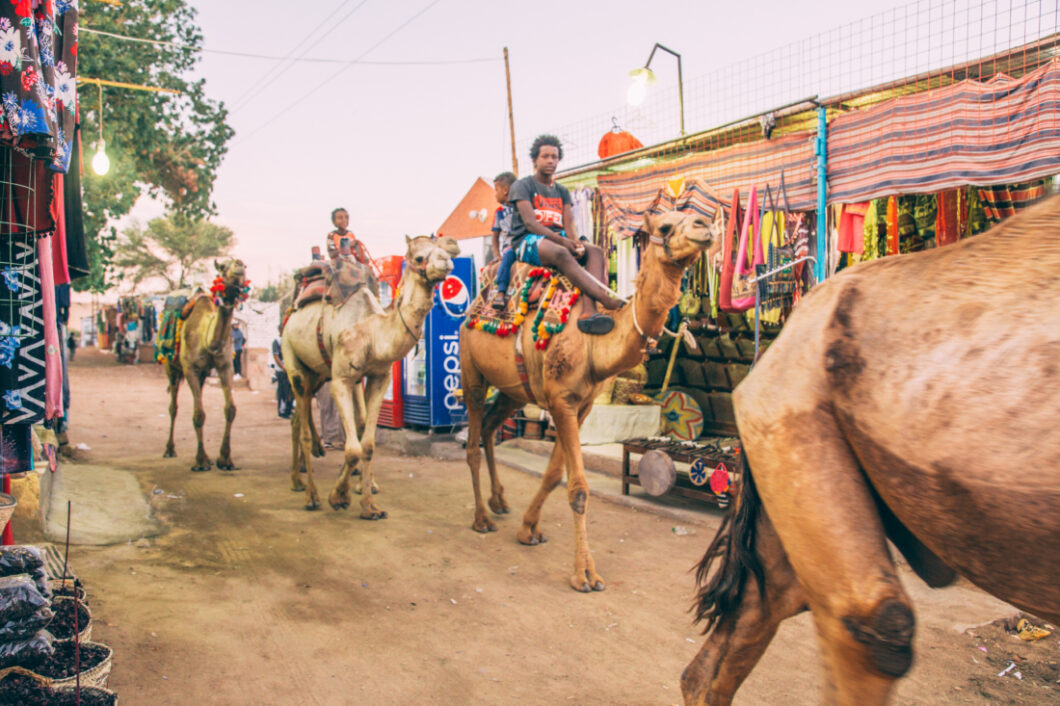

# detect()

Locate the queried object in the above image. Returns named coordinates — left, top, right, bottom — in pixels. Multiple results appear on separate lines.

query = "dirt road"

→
left=15, top=350, right=1057, bottom=705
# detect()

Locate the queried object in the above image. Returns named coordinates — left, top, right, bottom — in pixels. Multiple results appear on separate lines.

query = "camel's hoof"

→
left=488, top=497, right=510, bottom=514
left=472, top=519, right=497, bottom=533
left=592, top=581, right=606, bottom=592
left=163, top=448, right=176, bottom=458
left=304, top=501, right=321, bottom=511
left=330, top=501, right=350, bottom=511
left=360, top=510, right=388, bottom=521
left=190, top=464, right=212, bottom=472
left=291, top=483, right=306, bottom=492
left=312, top=446, right=325, bottom=458
left=216, top=461, right=237, bottom=471
left=517, top=530, right=546, bottom=546
left=572, top=581, right=592, bottom=593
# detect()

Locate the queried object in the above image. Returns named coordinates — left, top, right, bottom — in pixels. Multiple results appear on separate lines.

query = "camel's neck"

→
left=382, top=271, right=435, bottom=357
left=208, top=301, right=235, bottom=353
left=592, top=253, right=686, bottom=380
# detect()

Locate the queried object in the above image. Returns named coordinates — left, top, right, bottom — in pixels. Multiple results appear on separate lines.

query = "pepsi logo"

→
left=435, top=275, right=469, bottom=318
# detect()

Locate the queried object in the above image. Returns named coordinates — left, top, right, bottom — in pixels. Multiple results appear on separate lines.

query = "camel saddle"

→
left=479, top=260, right=551, bottom=307
left=291, top=258, right=373, bottom=310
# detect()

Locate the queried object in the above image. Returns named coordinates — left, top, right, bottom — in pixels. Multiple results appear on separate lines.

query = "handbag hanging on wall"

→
left=719, top=187, right=761, bottom=313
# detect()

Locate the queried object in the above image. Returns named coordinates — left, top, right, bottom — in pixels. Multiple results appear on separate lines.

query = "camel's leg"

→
left=552, top=403, right=604, bottom=592
left=681, top=513, right=808, bottom=706
left=741, top=415, right=914, bottom=705
left=215, top=360, right=238, bottom=470
left=327, top=376, right=360, bottom=511
left=163, top=366, right=182, bottom=457
left=351, top=382, right=379, bottom=495
left=185, top=371, right=212, bottom=471
left=328, top=374, right=387, bottom=519
left=353, top=374, right=388, bottom=519
left=517, top=404, right=591, bottom=546
left=482, top=394, right=521, bottom=515
left=461, top=362, right=495, bottom=533
left=307, top=384, right=325, bottom=458
left=289, top=400, right=305, bottom=492
left=289, top=367, right=321, bottom=509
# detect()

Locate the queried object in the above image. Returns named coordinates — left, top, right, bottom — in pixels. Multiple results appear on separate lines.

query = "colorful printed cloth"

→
left=0, top=0, right=79, bottom=173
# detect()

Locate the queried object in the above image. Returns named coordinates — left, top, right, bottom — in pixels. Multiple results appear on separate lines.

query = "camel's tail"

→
left=692, top=453, right=766, bottom=631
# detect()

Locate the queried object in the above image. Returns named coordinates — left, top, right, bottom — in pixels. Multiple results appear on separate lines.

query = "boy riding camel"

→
left=508, top=134, right=621, bottom=334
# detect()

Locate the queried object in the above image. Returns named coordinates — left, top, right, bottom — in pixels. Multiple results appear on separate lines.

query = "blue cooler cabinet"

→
left=402, top=255, right=476, bottom=428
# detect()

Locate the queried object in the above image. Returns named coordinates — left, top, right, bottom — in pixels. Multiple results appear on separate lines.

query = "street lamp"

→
left=627, top=43, right=685, bottom=136
left=92, top=82, right=110, bottom=175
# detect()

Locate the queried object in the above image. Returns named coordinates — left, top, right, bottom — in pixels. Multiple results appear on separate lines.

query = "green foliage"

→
left=76, top=0, right=234, bottom=292
left=253, top=273, right=294, bottom=303
left=112, top=214, right=234, bottom=290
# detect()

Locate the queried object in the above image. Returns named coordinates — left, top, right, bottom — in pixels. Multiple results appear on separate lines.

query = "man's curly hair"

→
left=530, top=134, right=563, bottom=161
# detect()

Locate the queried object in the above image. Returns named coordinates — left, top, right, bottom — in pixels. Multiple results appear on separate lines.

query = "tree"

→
left=112, top=214, right=234, bottom=290
left=76, top=0, right=234, bottom=292
left=253, top=274, right=294, bottom=304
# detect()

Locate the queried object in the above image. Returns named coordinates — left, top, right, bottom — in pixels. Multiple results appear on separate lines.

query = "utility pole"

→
left=504, top=47, right=518, bottom=176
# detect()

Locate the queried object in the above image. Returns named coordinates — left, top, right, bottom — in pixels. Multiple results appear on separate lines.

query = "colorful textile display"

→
left=0, top=0, right=79, bottom=173
left=0, top=233, right=43, bottom=426
left=827, top=59, right=1060, bottom=203
left=978, top=180, right=1047, bottom=224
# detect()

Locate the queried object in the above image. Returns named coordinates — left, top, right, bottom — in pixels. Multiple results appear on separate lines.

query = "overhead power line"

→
left=79, top=25, right=497, bottom=66
left=233, top=0, right=445, bottom=146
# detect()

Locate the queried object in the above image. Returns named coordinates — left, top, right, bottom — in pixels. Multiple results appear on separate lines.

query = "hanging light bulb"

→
left=626, top=67, right=655, bottom=107
left=92, top=139, right=110, bottom=175
left=92, top=81, right=110, bottom=175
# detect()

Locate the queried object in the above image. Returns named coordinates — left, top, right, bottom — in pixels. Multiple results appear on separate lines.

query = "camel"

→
left=682, top=193, right=1060, bottom=706
left=282, top=236, right=460, bottom=514
left=461, top=211, right=721, bottom=591
left=163, top=258, right=248, bottom=471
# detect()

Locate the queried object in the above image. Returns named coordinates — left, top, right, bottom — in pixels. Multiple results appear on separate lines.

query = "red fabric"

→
left=38, top=236, right=62, bottom=421
left=597, top=130, right=643, bottom=159
left=49, top=173, right=70, bottom=285
left=837, top=202, right=869, bottom=254
left=935, top=190, right=960, bottom=247
left=886, top=196, right=899, bottom=255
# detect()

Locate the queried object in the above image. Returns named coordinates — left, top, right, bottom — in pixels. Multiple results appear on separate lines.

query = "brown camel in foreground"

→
left=682, top=194, right=1060, bottom=705
left=461, top=211, right=721, bottom=591
left=164, top=258, right=248, bottom=471
left=282, top=236, right=460, bottom=514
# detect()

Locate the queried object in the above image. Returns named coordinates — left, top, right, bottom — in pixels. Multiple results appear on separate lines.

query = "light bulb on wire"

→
left=626, top=67, right=656, bottom=107
left=92, top=81, right=110, bottom=176
left=92, top=139, right=110, bottom=175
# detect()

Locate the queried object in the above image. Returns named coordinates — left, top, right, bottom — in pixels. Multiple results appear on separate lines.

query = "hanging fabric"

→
left=886, top=196, right=899, bottom=255
left=597, top=118, right=643, bottom=159
left=719, top=187, right=759, bottom=313
left=935, top=190, right=960, bottom=247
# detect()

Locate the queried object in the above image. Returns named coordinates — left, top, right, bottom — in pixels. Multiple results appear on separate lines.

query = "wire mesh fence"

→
left=523, top=0, right=1059, bottom=175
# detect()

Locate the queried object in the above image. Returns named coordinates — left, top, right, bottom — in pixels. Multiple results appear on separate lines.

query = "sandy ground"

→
left=13, top=349, right=1058, bottom=705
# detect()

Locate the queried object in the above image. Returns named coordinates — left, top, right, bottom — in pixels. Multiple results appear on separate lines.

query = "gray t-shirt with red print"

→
left=508, top=175, right=572, bottom=246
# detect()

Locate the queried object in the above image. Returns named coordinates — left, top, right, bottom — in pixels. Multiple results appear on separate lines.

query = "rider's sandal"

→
left=577, top=313, right=615, bottom=335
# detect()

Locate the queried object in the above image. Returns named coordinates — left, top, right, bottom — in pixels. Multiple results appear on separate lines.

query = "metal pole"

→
left=503, top=47, right=518, bottom=176
left=676, top=53, right=685, bottom=136
left=815, top=107, right=828, bottom=285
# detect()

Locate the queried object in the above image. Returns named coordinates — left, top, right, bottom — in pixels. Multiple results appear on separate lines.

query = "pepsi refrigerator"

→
left=402, top=255, right=476, bottom=428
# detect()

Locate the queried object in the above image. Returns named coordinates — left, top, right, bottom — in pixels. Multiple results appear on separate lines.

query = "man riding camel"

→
left=508, top=134, right=621, bottom=334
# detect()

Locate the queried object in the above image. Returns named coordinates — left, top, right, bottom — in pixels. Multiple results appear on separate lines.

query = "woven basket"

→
left=52, top=596, right=92, bottom=642
left=47, top=580, right=88, bottom=605
left=0, top=493, right=15, bottom=535
left=612, top=378, right=645, bottom=405
left=50, top=641, right=113, bottom=689
left=54, top=685, right=118, bottom=704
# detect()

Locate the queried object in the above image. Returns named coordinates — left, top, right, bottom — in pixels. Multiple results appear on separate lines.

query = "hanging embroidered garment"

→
left=977, top=180, right=1047, bottom=224
left=38, top=233, right=60, bottom=420
left=886, top=196, right=899, bottom=255
left=0, top=0, right=79, bottom=172
left=571, top=187, right=594, bottom=242
left=597, top=128, right=643, bottom=159
left=935, top=190, right=960, bottom=247
left=0, top=232, right=44, bottom=426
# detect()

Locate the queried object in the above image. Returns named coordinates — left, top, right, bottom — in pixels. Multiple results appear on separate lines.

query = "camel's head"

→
left=404, top=235, right=460, bottom=284
left=212, top=258, right=248, bottom=304
left=636, top=210, right=723, bottom=270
